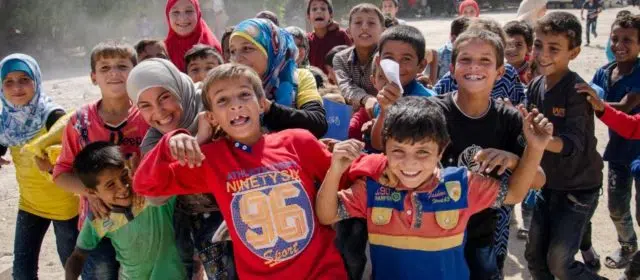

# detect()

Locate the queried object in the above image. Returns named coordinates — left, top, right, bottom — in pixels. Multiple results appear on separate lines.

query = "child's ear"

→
left=418, top=58, right=428, bottom=73
left=569, top=46, right=581, bottom=60
left=90, top=72, right=97, bottom=85
left=496, top=64, right=506, bottom=80
left=86, top=188, right=97, bottom=196
left=204, top=112, right=218, bottom=126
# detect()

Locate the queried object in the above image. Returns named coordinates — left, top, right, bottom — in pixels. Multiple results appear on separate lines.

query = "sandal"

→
left=516, top=229, right=529, bottom=240
left=606, top=246, right=637, bottom=269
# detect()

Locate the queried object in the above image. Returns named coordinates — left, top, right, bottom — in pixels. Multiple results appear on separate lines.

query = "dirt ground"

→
left=1, top=6, right=639, bottom=280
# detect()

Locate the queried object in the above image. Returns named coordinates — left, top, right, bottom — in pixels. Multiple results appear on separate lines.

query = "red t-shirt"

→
left=308, top=28, right=352, bottom=72
left=134, top=129, right=347, bottom=280
left=53, top=101, right=149, bottom=228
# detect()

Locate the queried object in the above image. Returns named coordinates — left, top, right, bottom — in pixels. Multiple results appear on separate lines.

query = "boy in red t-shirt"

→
left=307, top=0, right=352, bottom=71
left=52, top=41, right=150, bottom=279
left=133, top=64, right=347, bottom=280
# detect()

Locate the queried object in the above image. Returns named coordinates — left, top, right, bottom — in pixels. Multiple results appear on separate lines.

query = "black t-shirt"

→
left=431, top=93, right=525, bottom=246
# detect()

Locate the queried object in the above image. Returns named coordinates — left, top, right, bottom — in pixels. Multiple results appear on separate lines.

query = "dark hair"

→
left=349, top=3, right=385, bottom=26
left=325, top=45, right=349, bottom=66
left=308, top=66, right=328, bottom=89
left=285, top=26, right=310, bottom=66
left=612, top=14, right=640, bottom=41
left=90, top=41, right=137, bottom=73
left=202, top=64, right=265, bottom=111
left=221, top=26, right=235, bottom=61
left=382, top=96, right=450, bottom=152
left=256, top=10, right=280, bottom=26
left=535, top=11, right=582, bottom=49
left=504, top=20, right=534, bottom=47
left=73, top=142, right=125, bottom=189
left=381, top=0, right=400, bottom=8
left=307, top=0, right=334, bottom=15
left=379, top=25, right=426, bottom=62
left=451, top=16, right=471, bottom=37
left=452, top=29, right=505, bottom=68
left=184, top=44, right=224, bottom=69
left=469, top=18, right=507, bottom=45
left=616, top=10, right=632, bottom=19
left=134, top=39, right=166, bottom=57
left=384, top=15, right=399, bottom=28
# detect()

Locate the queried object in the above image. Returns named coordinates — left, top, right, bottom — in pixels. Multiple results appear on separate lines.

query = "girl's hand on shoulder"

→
left=34, top=154, right=53, bottom=173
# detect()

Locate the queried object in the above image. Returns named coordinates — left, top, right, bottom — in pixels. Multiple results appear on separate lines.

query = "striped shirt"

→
left=333, top=46, right=378, bottom=109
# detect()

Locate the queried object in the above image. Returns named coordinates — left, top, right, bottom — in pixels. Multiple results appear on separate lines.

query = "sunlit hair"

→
left=201, top=63, right=265, bottom=111
left=90, top=41, right=137, bottom=73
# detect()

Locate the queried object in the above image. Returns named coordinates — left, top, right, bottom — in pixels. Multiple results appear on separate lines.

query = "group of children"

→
left=2, top=0, right=640, bottom=279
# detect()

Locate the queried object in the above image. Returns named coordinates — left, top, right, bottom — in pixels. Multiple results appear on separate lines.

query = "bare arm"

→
left=65, top=248, right=87, bottom=280
left=608, top=93, right=640, bottom=114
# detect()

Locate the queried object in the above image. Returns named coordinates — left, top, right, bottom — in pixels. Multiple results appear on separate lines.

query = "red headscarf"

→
left=164, top=0, right=222, bottom=71
left=458, top=0, right=480, bottom=17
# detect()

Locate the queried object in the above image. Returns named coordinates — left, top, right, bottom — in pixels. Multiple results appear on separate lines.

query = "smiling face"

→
left=91, top=57, right=134, bottom=99
left=385, top=138, right=442, bottom=189
left=229, top=36, right=268, bottom=77
left=381, top=1, right=398, bottom=17
left=93, top=167, right=133, bottom=208
left=187, top=56, right=221, bottom=83
left=532, top=31, right=578, bottom=79
left=136, top=87, right=183, bottom=134
left=169, top=0, right=198, bottom=36
left=505, top=34, right=530, bottom=67
left=349, top=11, right=384, bottom=49
left=2, top=71, right=36, bottom=106
left=205, top=77, right=264, bottom=144
left=379, top=40, right=426, bottom=86
left=452, top=38, right=504, bottom=96
left=610, top=25, right=640, bottom=63
left=308, top=1, right=332, bottom=30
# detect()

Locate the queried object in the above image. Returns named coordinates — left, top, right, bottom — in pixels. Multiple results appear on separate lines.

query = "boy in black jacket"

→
left=524, top=12, right=606, bottom=280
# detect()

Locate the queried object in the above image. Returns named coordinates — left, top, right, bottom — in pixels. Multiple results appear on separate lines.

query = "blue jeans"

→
left=12, top=210, right=78, bottom=280
left=174, top=209, right=224, bottom=279
left=465, top=244, right=500, bottom=280
left=335, top=218, right=368, bottom=280
left=525, top=187, right=602, bottom=280
left=586, top=19, right=597, bottom=44
left=82, top=238, right=119, bottom=280
left=608, top=161, right=640, bottom=248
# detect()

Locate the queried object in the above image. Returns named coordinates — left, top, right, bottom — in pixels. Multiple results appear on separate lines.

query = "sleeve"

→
left=263, top=100, right=328, bottom=138
left=336, top=179, right=368, bottom=220
left=52, top=116, right=82, bottom=179
left=433, top=72, right=453, bottom=95
left=295, top=68, right=324, bottom=108
left=558, top=87, right=590, bottom=157
left=505, top=108, right=526, bottom=156
left=76, top=219, right=102, bottom=252
left=348, top=108, right=370, bottom=140
left=508, top=68, right=526, bottom=105
left=599, top=103, right=640, bottom=140
left=333, top=52, right=370, bottom=106
left=295, top=129, right=332, bottom=182
left=45, top=109, right=66, bottom=131
left=467, top=172, right=506, bottom=214
left=133, top=130, right=218, bottom=197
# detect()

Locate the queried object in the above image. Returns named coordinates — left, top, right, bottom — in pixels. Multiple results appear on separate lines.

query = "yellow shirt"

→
left=295, top=68, right=323, bottom=109
left=10, top=128, right=79, bottom=220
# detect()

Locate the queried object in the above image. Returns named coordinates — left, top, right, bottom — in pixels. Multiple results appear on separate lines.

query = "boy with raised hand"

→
left=524, top=12, right=606, bottom=280
left=371, top=28, right=547, bottom=279
left=577, top=13, right=640, bottom=271
left=317, top=96, right=551, bottom=280
left=64, top=142, right=185, bottom=280
left=132, top=64, right=348, bottom=280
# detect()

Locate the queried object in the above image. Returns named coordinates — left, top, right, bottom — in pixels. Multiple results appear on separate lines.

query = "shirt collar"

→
left=233, top=141, right=252, bottom=153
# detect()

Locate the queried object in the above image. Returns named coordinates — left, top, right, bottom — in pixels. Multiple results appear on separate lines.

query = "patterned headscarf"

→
left=232, top=18, right=298, bottom=107
left=0, top=54, right=61, bottom=147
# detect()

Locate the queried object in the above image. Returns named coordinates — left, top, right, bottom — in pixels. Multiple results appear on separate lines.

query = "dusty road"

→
left=0, top=6, right=638, bottom=279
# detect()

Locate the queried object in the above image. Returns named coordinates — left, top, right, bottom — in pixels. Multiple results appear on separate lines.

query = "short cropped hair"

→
left=382, top=0, right=400, bottom=8
left=201, top=64, right=265, bottom=111
left=451, top=16, right=471, bottom=37
left=134, top=39, right=166, bottom=57
left=384, top=15, right=399, bottom=28
left=468, top=18, right=507, bottom=45
left=349, top=3, right=385, bottom=26
left=73, top=142, right=125, bottom=189
left=379, top=25, right=426, bottom=62
left=307, top=0, right=334, bottom=15
left=90, top=41, right=137, bottom=73
left=535, top=12, right=582, bottom=49
left=616, top=10, right=632, bottom=19
left=325, top=45, right=349, bottom=66
left=382, top=96, right=450, bottom=152
left=452, top=29, right=505, bottom=68
left=612, top=14, right=640, bottom=41
left=184, top=44, right=224, bottom=68
left=256, top=10, right=280, bottom=26
left=504, top=20, right=534, bottom=47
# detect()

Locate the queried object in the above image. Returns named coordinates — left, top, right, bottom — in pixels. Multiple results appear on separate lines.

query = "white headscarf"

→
left=126, top=58, right=202, bottom=154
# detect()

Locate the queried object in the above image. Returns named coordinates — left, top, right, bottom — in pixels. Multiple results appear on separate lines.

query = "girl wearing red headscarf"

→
left=459, top=0, right=480, bottom=17
left=165, top=0, right=222, bottom=72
